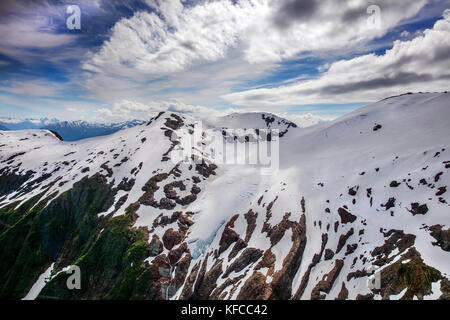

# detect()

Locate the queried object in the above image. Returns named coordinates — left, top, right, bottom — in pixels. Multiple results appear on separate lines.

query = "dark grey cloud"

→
left=319, top=72, right=437, bottom=95
left=0, top=0, right=54, bottom=20
left=341, top=6, right=366, bottom=24
left=272, top=0, right=319, bottom=29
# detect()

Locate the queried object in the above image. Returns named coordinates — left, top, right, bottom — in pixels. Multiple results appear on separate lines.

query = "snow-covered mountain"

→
left=0, top=93, right=449, bottom=300
left=0, top=118, right=146, bottom=141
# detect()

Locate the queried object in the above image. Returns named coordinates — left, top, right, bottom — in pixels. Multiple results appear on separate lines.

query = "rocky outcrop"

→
left=336, top=282, right=349, bottom=300
left=162, top=228, right=184, bottom=250
left=429, top=225, right=450, bottom=251
left=236, top=272, right=272, bottom=300
left=223, top=248, right=263, bottom=278
left=371, top=229, right=415, bottom=266
left=269, top=214, right=307, bottom=300
left=378, top=248, right=442, bottom=300
left=149, top=235, right=164, bottom=256
left=336, top=228, right=354, bottom=254
left=337, top=207, right=357, bottom=224
left=218, top=215, right=240, bottom=256
left=408, top=202, right=429, bottom=215
left=310, top=259, right=344, bottom=300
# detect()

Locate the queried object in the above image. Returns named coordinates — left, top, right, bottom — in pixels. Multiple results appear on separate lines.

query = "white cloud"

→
left=93, top=99, right=234, bottom=123
left=223, top=12, right=450, bottom=106
left=0, top=17, right=74, bottom=50
left=84, top=0, right=260, bottom=77
left=0, top=80, right=60, bottom=97
left=93, top=98, right=335, bottom=128
left=276, top=112, right=336, bottom=127
left=84, top=0, right=429, bottom=79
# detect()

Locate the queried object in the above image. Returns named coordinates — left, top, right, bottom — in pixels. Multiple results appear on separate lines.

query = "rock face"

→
left=311, top=260, right=344, bottom=300
left=237, top=272, right=272, bottom=300
left=223, top=248, right=263, bottom=278
left=429, top=225, right=450, bottom=251
left=408, top=202, right=429, bottom=215
left=337, top=207, right=357, bottom=224
left=162, top=228, right=184, bottom=250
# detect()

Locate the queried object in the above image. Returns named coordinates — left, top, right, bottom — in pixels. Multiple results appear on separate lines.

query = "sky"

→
left=0, top=0, right=449, bottom=125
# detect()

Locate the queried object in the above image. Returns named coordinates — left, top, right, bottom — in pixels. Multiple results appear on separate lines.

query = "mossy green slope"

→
left=0, top=173, right=159, bottom=300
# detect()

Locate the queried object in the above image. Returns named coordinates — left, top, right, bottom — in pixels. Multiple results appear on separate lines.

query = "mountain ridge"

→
left=0, top=92, right=449, bottom=300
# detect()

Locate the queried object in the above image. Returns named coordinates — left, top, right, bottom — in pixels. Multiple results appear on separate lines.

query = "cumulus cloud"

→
left=223, top=11, right=450, bottom=106
left=84, top=0, right=428, bottom=78
left=93, top=99, right=234, bottom=123
left=83, top=0, right=260, bottom=77
left=0, top=17, right=75, bottom=64
left=93, top=98, right=335, bottom=128
left=0, top=80, right=61, bottom=97
left=276, top=112, right=336, bottom=127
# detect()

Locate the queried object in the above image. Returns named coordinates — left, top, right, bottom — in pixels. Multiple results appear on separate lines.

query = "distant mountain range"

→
left=0, top=118, right=146, bottom=141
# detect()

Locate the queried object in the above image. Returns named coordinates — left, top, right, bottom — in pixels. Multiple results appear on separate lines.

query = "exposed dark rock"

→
left=179, top=262, right=200, bottom=300
left=310, top=259, right=344, bottom=300
left=336, top=228, right=354, bottom=254
left=338, top=207, right=357, bottom=224
left=436, top=186, right=447, bottom=196
left=164, top=114, right=184, bottom=130
left=237, top=272, right=272, bottom=300
left=382, top=197, right=396, bottom=210
left=371, top=230, right=415, bottom=266
left=336, top=282, right=349, bottom=300
left=244, top=209, right=258, bottom=243
left=255, top=250, right=276, bottom=273
left=324, top=248, right=335, bottom=261
left=348, top=186, right=358, bottom=196
left=191, top=185, right=201, bottom=195
left=345, top=243, right=358, bottom=255
left=356, top=293, right=374, bottom=300
left=159, top=197, right=176, bottom=209
left=379, top=248, right=441, bottom=300
left=195, top=260, right=224, bottom=300
left=408, top=202, right=428, bottom=216
left=429, top=225, right=450, bottom=251
left=218, top=215, right=240, bottom=256
left=115, top=194, right=128, bottom=210
left=223, top=248, right=263, bottom=278
left=149, top=235, right=164, bottom=256
left=162, top=228, right=184, bottom=250
left=228, top=238, right=248, bottom=260
left=117, top=177, right=135, bottom=191
left=434, top=172, right=443, bottom=182
left=347, top=269, right=369, bottom=281
left=195, top=161, right=217, bottom=178
left=390, top=180, right=401, bottom=187
left=373, top=124, right=382, bottom=131
left=168, top=242, right=188, bottom=265
left=271, top=214, right=307, bottom=300
left=179, top=194, right=197, bottom=206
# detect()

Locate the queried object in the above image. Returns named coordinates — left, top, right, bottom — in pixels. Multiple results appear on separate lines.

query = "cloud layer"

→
left=224, top=10, right=450, bottom=106
left=84, top=0, right=429, bottom=77
left=1, top=0, right=450, bottom=122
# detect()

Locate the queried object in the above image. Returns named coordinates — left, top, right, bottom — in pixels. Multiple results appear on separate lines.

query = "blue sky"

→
left=0, top=0, right=449, bottom=125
